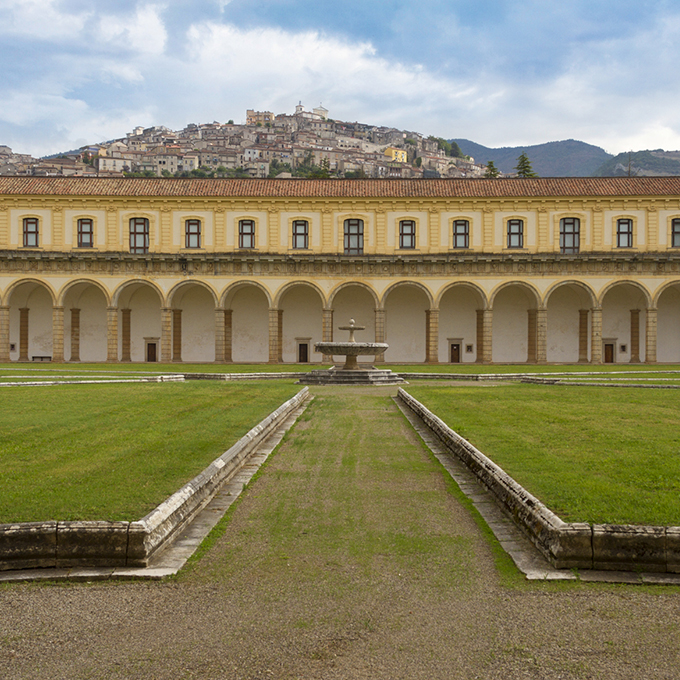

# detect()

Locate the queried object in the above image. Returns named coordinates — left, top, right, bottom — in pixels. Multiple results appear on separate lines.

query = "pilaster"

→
left=578, top=309, right=589, bottom=363
left=527, top=309, right=537, bottom=363
left=425, top=309, right=439, bottom=363
left=590, top=307, right=603, bottom=364
left=172, top=309, right=182, bottom=362
left=19, top=308, right=29, bottom=362
left=121, top=308, right=131, bottom=362
left=630, top=309, right=640, bottom=363
left=52, top=306, right=64, bottom=362
left=536, top=308, right=547, bottom=364
left=70, top=308, right=80, bottom=362
left=0, top=306, right=9, bottom=362
left=161, top=307, right=172, bottom=362
left=645, top=307, right=657, bottom=363
left=107, top=306, right=119, bottom=362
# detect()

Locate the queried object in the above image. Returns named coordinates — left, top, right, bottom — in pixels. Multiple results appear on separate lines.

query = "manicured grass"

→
left=0, top=381, right=300, bottom=522
left=406, top=383, right=680, bottom=526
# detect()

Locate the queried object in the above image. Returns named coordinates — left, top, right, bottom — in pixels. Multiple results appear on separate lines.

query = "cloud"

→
left=98, top=4, right=167, bottom=56
left=0, top=0, right=91, bottom=40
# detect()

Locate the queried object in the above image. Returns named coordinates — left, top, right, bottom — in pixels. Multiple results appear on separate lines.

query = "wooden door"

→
left=147, top=342, right=157, bottom=362
left=450, top=343, right=461, bottom=363
left=298, top=343, right=309, bottom=363
left=604, top=343, right=614, bottom=363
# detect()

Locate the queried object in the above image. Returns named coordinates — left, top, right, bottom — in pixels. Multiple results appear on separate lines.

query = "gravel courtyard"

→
left=1, top=388, right=679, bottom=679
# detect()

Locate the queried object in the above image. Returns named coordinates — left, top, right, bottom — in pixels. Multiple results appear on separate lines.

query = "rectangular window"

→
left=507, top=219, right=524, bottom=248
left=129, top=217, right=149, bottom=254
left=77, top=218, right=93, bottom=248
left=22, top=218, right=39, bottom=247
left=399, top=220, right=416, bottom=249
left=616, top=218, right=633, bottom=248
left=344, top=218, right=364, bottom=255
left=560, top=217, right=580, bottom=254
left=292, top=220, right=309, bottom=249
left=672, top=218, right=680, bottom=247
left=185, top=219, right=201, bottom=248
left=239, top=219, right=255, bottom=249
left=452, top=219, right=469, bottom=249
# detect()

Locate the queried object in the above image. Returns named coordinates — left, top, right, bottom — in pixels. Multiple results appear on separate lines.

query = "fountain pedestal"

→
left=297, top=319, right=406, bottom=385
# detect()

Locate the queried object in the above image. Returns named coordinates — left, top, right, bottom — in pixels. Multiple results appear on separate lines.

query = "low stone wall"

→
left=397, top=388, right=680, bottom=573
left=183, top=372, right=308, bottom=381
left=0, top=387, right=310, bottom=571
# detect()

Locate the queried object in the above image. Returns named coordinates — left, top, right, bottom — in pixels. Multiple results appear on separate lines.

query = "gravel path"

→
left=1, top=388, right=679, bottom=679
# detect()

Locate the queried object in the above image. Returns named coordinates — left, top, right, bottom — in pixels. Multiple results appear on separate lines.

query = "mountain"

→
left=591, top=150, right=680, bottom=177
left=452, top=139, right=613, bottom=177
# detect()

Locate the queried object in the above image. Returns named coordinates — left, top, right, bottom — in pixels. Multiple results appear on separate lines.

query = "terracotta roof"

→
left=1, top=176, right=680, bottom=199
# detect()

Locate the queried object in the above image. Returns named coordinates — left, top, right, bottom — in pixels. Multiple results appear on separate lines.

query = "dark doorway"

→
left=604, top=343, right=615, bottom=364
left=450, top=343, right=461, bottom=363
left=298, top=343, right=309, bottom=363
left=147, top=342, right=157, bottom=362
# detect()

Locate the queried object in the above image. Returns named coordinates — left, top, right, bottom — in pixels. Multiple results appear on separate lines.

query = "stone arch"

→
left=220, top=280, right=273, bottom=309
left=600, top=281, right=650, bottom=364
left=113, top=280, right=163, bottom=362
left=5, top=277, right=57, bottom=306
left=112, top=278, right=167, bottom=308
left=222, top=281, right=270, bottom=363
left=278, top=282, right=325, bottom=363
left=490, top=281, right=541, bottom=363
left=597, top=279, right=652, bottom=309
left=273, top=280, right=328, bottom=309
left=61, top=280, right=110, bottom=362
left=655, top=281, right=680, bottom=362
left=327, top=280, right=380, bottom=309
left=489, top=280, right=541, bottom=309
left=437, top=282, right=487, bottom=364
left=58, top=278, right=112, bottom=307
left=382, top=281, right=432, bottom=363
left=6, top=279, right=57, bottom=362
left=543, top=280, right=596, bottom=309
left=380, top=280, right=434, bottom=310
left=167, top=279, right=218, bottom=308
left=329, top=282, right=379, bottom=347
left=169, top=281, right=219, bottom=363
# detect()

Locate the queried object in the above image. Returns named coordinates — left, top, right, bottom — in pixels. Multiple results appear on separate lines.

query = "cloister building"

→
left=2, top=176, right=680, bottom=365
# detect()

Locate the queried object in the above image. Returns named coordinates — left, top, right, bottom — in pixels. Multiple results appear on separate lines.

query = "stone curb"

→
left=0, top=387, right=310, bottom=572
left=397, top=388, right=680, bottom=574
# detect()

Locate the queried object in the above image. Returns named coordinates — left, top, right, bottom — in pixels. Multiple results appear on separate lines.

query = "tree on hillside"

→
left=484, top=161, right=500, bottom=178
left=514, top=152, right=538, bottom=177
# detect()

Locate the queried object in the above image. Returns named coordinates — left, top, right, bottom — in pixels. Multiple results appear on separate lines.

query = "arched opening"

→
left=62, top=282, right=108, bottom=362
left=224, top=284, right=269, bottom=363
left=601, top=283, right=647, bottom=364
left=438, top=285, right=485, bottom=363
left=491, top=284, right=539, bottom=363
left=279, top=284, right=323, bottom=363
left=331, top=285, right=377, bottom=343
left=171, top=284, right=216, bottom=363
left=8, top=281, right=54, bottom=362
left=657, top=284, right=680, bottom=362
left=383, top=284, right=430, bottom=363
left=545, top=283, right=594, bottom=363
left=117, top=282, right=162, bottom=362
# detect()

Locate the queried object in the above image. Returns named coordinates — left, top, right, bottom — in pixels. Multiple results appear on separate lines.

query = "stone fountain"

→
left=298, top=319, right=406, bottom=385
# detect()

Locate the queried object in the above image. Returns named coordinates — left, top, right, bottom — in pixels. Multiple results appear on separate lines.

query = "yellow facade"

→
left=384, top=147, right=408, bottom=164
left=2, top=177, right=680, bottom=365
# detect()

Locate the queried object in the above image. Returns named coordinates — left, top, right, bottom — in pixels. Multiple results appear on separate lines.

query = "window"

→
left=399, top=220, right=416, bottom=249
left=616, top=218, right=633, bottom=248
left=292, top=220, right=309, bottom=249
left=507, top=219, right=524, bottom=248
left=22, top=218, right=39, bottom=247
left=239, top=219, right=255, bottom=249
left=77, top=218, right=93, bottom=248
left=344, top=218, right=364, bottom=255
left=185, top=219, right=201, bottom=248
left=672, top=218, right=680, bottom=247
left=129, top=217, right=149, bottom=254
left=452, top=219, right=469, bottom=249
left=559, top=217, right=580, bottom=254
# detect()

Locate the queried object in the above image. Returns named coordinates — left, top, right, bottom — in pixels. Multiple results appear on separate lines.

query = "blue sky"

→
left=2, top=0, right=680, bottom=157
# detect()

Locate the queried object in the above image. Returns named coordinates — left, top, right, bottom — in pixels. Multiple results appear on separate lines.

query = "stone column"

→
left=107, top=306, right=118, bottom=362
left=52, top=306, right=64, bottom=362
left=590, top=307, right=603, bottom=364
left=0, top=306, right=9, bottom=362
left=214, top=308, right=226, bottom=363
left=277, top=310, right=284, bottom=362
left=322, top=308, right=334, bottom=363
left=477, top=309, right=493, bottom=364
left=578, top=309, right=589, bottom=363
left=70, top=308, right=80, bottom=362
left=224, top=309, right=233, bottom=363
left=374, top=308, right=386, bottom=363
left=536, top=308, right=548, bottom=364
left=160, top=307, right=172, bottom=363
left=425, top=309, right=439, bottom=363
left=19, top=308, right=29, bottom=361
left=630, top=309, right=640, bottom=363
left=172, top=309, right=182, bottom=362
left=645, top=307, right=657, bottom=364
left=527, top=309, right=537, bottom=363
left=268, top=308, right=280, bottom=363
left=121, top=308, right=131, bottom=362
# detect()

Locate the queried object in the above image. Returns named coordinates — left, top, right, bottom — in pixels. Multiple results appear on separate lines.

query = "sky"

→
left=2, top=0, right=680, bottom=157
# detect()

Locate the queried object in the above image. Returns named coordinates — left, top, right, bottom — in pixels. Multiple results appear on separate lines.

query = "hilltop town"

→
left=0, top=103, right=485, bottom=180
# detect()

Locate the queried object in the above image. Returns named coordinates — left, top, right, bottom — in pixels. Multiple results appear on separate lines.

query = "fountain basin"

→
left=315, top=341, right=388, bottom=370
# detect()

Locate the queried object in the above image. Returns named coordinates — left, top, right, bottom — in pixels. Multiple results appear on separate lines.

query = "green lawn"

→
left=0, top=381, right=300, bottom=522
left=406, top=383, right=680, bottom=526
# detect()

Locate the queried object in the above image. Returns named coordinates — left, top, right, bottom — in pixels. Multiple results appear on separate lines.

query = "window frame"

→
left=616, top=218, right=633, bottom=248
left=506, top=218, right=524, bottom=249
left=559, top=217, right=580, bottom=254
left=452, top=219, right=470, bottom=249
left=129, top=217, right=150, bottom=254
left=291, top=219, right=309, bottom=250
left=238, top=219, right=256, bottom=249
left=185, top=219, right=201, bottom=249
left=22, top=217, right=39, bottom=248
left=77, top=218, right=94, bottom=248
left=399, top=219, right=416, bottom=249
left=344, top=218, right=364, bottom=255
left=672, top=218, right=680, bottom=248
